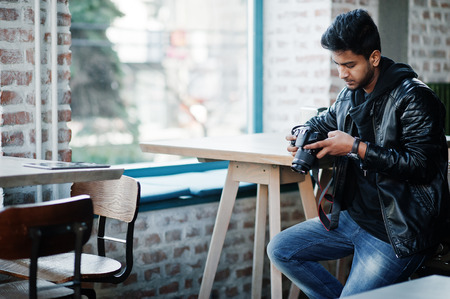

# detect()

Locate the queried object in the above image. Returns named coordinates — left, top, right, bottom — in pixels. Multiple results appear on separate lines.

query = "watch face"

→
left=347, top=152, right=358, bottom=160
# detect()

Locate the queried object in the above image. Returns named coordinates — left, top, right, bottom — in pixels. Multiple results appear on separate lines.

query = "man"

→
left=267, top=9, right=449, bottom=298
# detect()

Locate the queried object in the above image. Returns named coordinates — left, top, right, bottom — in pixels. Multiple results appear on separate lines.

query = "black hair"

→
left=321, top=9, right=381, bottom=59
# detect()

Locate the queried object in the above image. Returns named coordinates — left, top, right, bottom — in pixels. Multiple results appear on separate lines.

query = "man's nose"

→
left=338, top=66, right=348, bottom=79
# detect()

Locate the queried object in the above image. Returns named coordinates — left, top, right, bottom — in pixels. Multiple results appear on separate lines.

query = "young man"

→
left=267, top=9, right=450, bottom=298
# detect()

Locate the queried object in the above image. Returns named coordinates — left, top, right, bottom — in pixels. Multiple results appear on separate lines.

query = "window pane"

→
left=69, top=0, right=248, bottom=164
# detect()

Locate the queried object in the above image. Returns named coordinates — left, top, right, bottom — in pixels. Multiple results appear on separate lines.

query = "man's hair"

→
left=321, top=9, right=381, bottom=59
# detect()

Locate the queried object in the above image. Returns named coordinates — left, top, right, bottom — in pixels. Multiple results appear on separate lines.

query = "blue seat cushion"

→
left=137, top=169, right=256, bottom=202
left=139, top=183, right=191, bottom=203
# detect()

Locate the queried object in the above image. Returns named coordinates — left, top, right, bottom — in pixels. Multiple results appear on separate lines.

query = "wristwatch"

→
left=347, top=137, right=360, bottom=159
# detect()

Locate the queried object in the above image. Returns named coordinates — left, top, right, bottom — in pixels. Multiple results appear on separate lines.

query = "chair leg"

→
left=81, top=288, right=96, bottom=299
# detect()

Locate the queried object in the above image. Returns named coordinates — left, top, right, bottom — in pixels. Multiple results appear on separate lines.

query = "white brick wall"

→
left=408, top=0, right=450, bottom=82
left=263, top=0, right=332, bottom=133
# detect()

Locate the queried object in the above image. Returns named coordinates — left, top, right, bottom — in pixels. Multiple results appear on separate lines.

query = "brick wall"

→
left=408, top=0, right=450, bottom=82
left=263, top=0, right=332, bottom=133
left=0, top=0, right=72, bottom=202
left=83, top=190, right=326, bottom=298
left=0, top=0, right=72, bottom=160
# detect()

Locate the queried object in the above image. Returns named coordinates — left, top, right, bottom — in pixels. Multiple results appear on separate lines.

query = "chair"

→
left=0, top=195, right=93, bottom=299
left=0, top=175, right=141, bottom=298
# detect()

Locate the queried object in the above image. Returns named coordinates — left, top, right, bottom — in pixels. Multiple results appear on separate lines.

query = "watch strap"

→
left=351, top=137, right=361, bottom=155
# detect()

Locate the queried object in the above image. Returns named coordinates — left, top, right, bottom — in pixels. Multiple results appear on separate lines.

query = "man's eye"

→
left=347, top=64, right=355, bottom=68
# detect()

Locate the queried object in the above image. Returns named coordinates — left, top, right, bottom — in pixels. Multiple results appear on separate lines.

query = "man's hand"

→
left=286, top=134, right=298, bottom=157
left=303, top=130, right=354, bottom=159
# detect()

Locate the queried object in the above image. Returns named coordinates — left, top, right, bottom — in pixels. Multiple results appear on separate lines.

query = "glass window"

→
left=69, top=0, right=249, bottom=164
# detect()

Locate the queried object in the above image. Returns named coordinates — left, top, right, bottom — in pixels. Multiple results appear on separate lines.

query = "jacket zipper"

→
left=371, top=100, right=401, bottom=257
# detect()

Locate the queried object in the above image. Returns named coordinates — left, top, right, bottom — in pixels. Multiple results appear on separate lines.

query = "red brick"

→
left=61, top=90, right=71, bottom=104
left=57, top=13, right=71, bottom=27
left=173, top=246, right=190, bottom=258
left=1, top=91, right=22, bottom=105
left=144, top=267, right=160, bottom=281
left=0, top=29, right=34, bottom=42
left=165, top=263, right=180, bottom=275
left=184, top=279, right=193, bottom=289
left=58, top=52, right=71, bottom=65
left=58, top=70, right=71, bottom=81
left=1, top=71, right=32, bottom=86
left=2, top=111, right=32, bottom=125
left=58, top=128, right=71, bottom=143
left=44, top=149, right=72, bottom=162
left=0, top=49, right=23, bottom=64
left=142, top=250, right=167, bottom=264
left=215, top=268, right=230, bottom=281
left=1, top=131, right=24, bottom=146
left=165, top=229, right=182, bottom=242
left=159, top=282, right=179, bottom=294
left=194, top=243, right=208, bottom=254
left=58, top=33, right=71, bottom=46
left=123, top=290, right=157, bottom=298
left=226, top=286, right=239, bottom=297
left=236, top=266, right=252, bottom=278
left=58, top=109, right=71, bottom=122
left=0, top=8, right=19, bottom=21
left=26, top=48, right=34, bottom=64
left=243, top=251, right=253, bottom=261
left=58, top=148, right=72, bottom=162
left=145, top=233, right=161, bottom=245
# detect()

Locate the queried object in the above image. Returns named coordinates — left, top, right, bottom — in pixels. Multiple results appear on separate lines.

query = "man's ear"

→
left=370, top=50, right=381, bottom=67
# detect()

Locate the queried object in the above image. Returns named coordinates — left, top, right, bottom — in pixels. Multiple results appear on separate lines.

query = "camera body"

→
left=290, top=125, right=325, bottom=174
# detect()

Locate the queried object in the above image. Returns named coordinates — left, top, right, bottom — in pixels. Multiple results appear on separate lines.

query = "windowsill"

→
left=120, top=159, right=297, bottom=212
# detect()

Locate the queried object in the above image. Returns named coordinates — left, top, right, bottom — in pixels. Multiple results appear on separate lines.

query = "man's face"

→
left=331, top=50, right=379, bottom=93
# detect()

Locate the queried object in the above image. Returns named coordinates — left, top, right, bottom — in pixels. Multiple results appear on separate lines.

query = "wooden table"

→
left=0, top=156, right=124, bottom=188
left=343, top=275, right=450, bottom=299
left=140, top=133, right=320, bottom=298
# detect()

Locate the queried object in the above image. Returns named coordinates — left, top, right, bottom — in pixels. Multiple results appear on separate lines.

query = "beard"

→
left=354, top=62, right=376, bottom=91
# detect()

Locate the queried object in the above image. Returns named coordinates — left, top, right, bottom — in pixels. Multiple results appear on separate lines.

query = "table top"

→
left=0, top=156, right=124, bottom=188
left=140, top=133, right=295, bottom=166
left=343, top=275, right=450, bottom=299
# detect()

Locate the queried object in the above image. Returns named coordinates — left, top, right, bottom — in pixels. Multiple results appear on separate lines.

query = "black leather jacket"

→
left=306, top=59, right=449, bottom=258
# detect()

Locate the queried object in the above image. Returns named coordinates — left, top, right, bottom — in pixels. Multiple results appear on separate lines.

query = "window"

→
left=69, top=0, right=256, bottom=164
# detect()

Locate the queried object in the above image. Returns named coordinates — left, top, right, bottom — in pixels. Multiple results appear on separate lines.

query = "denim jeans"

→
left=267, top=211, right=427, bottom=299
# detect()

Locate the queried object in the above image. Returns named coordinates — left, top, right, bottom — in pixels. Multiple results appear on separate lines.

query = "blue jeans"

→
left=267, top=211, right=427, bottom=299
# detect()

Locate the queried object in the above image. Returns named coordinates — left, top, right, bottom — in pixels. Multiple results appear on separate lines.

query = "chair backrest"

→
left=0, top=195, right=93, bottom=260
left=71, top=175, right=140, bottom=284
left=71, top=175, right=139, bottom=223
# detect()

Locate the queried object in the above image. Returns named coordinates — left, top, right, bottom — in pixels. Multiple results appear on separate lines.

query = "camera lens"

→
left=291, top=149, right=316, bottom=174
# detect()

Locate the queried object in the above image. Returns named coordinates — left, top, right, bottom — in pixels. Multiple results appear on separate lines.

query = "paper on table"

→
left=23, top=161, right=110, bottom=170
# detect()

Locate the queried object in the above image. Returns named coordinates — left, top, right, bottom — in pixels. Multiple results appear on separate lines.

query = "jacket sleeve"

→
left=362, top=83, right=447, bottom=183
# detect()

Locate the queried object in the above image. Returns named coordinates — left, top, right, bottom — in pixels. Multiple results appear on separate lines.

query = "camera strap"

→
left=311, top=165, right=338, bottom=231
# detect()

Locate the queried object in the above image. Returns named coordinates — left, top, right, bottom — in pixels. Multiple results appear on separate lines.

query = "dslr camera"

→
left=290, top=125, right=325, bottom=174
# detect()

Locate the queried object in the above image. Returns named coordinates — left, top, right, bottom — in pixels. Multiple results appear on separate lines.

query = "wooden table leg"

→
left=251, top=184, right=268, bottom=299
left=198, top=163, right=240, bottom=299
left=297, top=174, right=318, bottom=219
left=268, top=166, right=282, bottom=298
